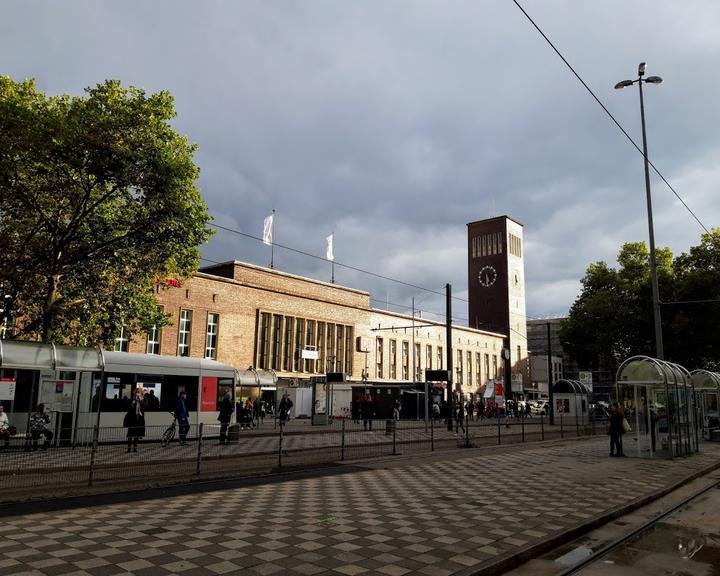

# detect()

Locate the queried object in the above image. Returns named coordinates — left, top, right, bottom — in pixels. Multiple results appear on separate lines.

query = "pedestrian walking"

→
left=176, top=391, right=190, bottom=445
left=123, top=399, right=145, bottom=452
left=361, top=394, right=375, bottom=431
left=218, top=392, right=233, bottom=444
left=609, top=402, right=625, bottom=457
left=278, top=393, right=294, bottom=425
left=432, top=401, right=441, bottom=423
left=29, top=403, right=53, bottom=450
left=393, top=400, right=401, bottom=421
left=455, top=400, right=465, bottom=434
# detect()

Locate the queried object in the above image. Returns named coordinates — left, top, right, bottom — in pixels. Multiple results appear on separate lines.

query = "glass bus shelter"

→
left=616, top=355, right=699, bottom=458
left=690, top=369, right=720, bottom=440
left=552, top=379, right=591, bottom=426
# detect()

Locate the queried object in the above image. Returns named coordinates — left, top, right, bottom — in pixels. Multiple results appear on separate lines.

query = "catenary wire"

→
left=511, top=0, right=711, bottom=235
left=210, top=223, right=471, bottom=305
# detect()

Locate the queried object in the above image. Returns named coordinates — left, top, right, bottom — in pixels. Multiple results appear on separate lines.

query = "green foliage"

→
left=0, top=77, right=213, bottom=344
left=561, top=232, right=720, bottom=374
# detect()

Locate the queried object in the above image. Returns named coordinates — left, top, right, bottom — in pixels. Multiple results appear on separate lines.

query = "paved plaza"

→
left=2, top=437, right=720, bottom=576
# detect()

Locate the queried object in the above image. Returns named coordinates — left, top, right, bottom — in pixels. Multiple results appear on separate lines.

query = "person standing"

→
left=123, top=399, right=145, bottom=452
left=455, top=399, right=465, bottom=434
left=393, top=400, right=401, bottom=421
left=361, top=394, right=374, bottom=431
left=609, top=402, right=625, bottom=457
left=278, top=393, right=294, bottom=425
left=218, top=393, right=234, bottom=444
left=176, top=391, right=190, bottom=445
left=432, top=401, right=441, bottom=423
left=29, top=404, right=53, bottom=450
left=0, top=404, right=11, bottom=449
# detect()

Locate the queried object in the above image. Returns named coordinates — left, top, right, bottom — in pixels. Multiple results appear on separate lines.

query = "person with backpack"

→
left=278, top=393, right=293, bottom=425
left=217, top=392, right=234, bottom=444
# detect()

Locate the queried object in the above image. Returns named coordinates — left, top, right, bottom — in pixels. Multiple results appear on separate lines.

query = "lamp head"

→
left=614, top=80, right=634, bottom=89
left=645, top=76, right=663, bottom=84
left=638, top=62, right=646, bottom=76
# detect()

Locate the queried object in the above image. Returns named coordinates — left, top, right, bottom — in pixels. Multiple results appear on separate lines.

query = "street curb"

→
left=456, top=457, right=720, bottom=576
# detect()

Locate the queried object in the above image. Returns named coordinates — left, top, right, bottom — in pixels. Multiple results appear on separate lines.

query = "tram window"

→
left=217, top=378, right=234, bottom=410
left=136, top=375, right=163, bottom=411
left=161, top=375, right=198, bottom=411
left=103, top=373, right=135, bottom=412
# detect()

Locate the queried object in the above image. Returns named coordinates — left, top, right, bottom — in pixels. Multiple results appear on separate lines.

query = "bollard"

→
left=341, top=419, right=346, bottom=461
left=541, top=412, right=545, bottom=441
left=196, top=423, right=204, bottom=476
left=430, top=416, right=435, bottom=452
left=560, top=411, right=564, bottom=439
left=88, top=425, right=99, bottom=486
left=521, top=411, right=525, bottom=443
left=278, top=421, right=284, bottom=469
left=497, top=413, right=501, bottom=445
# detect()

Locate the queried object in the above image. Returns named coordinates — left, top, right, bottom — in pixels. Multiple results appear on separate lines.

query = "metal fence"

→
left=0, top=413, right=608, bottom=495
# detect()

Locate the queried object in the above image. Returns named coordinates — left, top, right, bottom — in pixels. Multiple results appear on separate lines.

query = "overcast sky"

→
left=3, top=1, right=719, bottom=325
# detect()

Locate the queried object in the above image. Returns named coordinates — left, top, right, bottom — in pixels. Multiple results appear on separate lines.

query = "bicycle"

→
left=161, top=412, right=177, bottom=447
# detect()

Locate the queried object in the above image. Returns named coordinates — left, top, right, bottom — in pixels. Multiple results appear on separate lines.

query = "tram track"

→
left=554, top=476, right=720, bottom=575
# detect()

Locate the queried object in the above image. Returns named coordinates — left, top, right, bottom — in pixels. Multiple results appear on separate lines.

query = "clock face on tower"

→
left=478, top=265, right=498, bottom=287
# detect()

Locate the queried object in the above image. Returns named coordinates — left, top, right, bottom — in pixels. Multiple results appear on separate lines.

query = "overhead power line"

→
left=511, top=0, right=711, bottom=234
left=210, top=223, right=471, bottom=305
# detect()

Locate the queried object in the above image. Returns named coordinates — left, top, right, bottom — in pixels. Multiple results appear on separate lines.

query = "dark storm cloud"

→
left=3, top=0, right=720, bottom=322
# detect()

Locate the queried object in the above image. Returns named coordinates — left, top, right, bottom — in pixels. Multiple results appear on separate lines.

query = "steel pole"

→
left=638, top=77, right=664, bottom=360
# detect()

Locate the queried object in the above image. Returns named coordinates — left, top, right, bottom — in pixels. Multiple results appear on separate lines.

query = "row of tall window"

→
left=113, top=308, right=220, bottom=360
left=509, top=233, right=523, bottom=258
left=375, top=337, right=500, bottom=385
left=256, top=312, right=354, bottom=375
left=471, top=232, right=503, bottom=258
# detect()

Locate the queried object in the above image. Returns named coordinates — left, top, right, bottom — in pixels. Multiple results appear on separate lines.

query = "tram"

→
left=0, top=340, right=237, bottom=442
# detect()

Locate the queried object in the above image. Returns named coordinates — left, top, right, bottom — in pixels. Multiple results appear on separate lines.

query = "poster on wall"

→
left=0, top=378, right=16, bottom=401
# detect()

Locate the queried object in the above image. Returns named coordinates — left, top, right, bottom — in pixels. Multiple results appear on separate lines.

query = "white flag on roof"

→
left=263, top=213, right=274, bottom=246
left=326, top=233, right=334, bottom=261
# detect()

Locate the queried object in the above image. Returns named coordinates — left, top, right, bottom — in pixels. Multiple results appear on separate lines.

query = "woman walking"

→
left=124, top=399, right=145, bottom=453
left=609, top=402, right=625, bottom=457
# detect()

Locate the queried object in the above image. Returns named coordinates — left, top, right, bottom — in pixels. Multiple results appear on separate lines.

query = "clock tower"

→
left=467, top=216, right=528, bottom=395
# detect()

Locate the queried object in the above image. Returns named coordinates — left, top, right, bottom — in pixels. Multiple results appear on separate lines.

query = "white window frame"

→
left=178, top=309, right=193, bottom=357
left=205, top=312, right=219, bottom=360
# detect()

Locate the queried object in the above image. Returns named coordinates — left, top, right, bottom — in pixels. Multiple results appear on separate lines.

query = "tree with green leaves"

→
left=0, top=77, right=212, bottom=344
left=561, top=233, right=720, bottom=375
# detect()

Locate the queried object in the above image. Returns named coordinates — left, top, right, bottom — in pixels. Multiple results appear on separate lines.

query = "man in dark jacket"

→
left=361, top=395, right=375, bottom=431
left=176, top=392, right=190, bottom=445
left=278, top=394, right=293, bottom=425
left=218, top=393, right=234, bottom=444
left=609, top=402, right=625, bottom=457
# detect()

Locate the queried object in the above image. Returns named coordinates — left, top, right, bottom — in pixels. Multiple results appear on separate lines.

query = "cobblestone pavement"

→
left=1, top=438, right=719, bottom=576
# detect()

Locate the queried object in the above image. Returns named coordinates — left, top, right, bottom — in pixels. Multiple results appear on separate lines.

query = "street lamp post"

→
left=615, top=62, right=664, bottom=360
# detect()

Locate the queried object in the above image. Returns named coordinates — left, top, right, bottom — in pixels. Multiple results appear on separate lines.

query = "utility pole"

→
left=446, top=284, right=453, bottom=431
left=547, top=322, right=554, bottom=425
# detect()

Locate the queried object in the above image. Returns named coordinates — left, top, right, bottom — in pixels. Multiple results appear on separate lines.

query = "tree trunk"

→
left=41, top=272, right=61, bottom=343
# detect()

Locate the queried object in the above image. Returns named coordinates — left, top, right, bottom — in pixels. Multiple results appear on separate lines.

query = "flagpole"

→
left=270, top=209, right=275, bottom=269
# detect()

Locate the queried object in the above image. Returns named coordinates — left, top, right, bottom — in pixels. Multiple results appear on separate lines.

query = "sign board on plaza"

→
left=511, top=373, right=523, bottom=393
left=579, top=371, right=593, bottom=392
left=0, top=378, right=16, bottom=401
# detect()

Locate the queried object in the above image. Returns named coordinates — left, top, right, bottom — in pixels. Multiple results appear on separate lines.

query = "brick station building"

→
left=126, top=260, right=506, bottom=415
